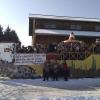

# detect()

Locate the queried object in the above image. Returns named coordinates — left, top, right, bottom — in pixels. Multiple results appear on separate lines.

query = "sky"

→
left=0, top=0, right=100, bottom=46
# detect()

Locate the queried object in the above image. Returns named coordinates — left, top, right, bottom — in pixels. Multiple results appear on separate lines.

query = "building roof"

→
left=35, top=29, right=100, bottom=37
left=29, top=14, right=100, bottom=22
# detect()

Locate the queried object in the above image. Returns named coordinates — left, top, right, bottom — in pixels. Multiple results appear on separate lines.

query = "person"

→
left=52, top=61, right=59, bottom=81
left=49, top=65, right=54, bottom=81
left=43, top=61, right=50, bottom=81
left=69, top=32, right=75, bottom=40
left=63, top=61, right=70, bottom=81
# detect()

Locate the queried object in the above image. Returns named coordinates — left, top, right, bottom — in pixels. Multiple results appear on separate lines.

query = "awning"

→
left=35, top=29, right=100, bottom=37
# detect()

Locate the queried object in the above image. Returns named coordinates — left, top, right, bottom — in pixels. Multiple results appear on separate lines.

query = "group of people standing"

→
left=43, top=60, right=70, bottom=81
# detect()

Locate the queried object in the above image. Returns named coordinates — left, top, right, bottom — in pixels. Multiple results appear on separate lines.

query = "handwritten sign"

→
left=15, top=53, right=46, bottom=65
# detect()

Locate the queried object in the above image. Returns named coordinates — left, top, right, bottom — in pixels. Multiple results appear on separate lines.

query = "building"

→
left=29, top=14, right=100, bottom=45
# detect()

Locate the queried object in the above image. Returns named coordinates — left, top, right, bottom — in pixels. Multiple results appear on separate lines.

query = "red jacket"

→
left=63, top=63, right=68, bottom=71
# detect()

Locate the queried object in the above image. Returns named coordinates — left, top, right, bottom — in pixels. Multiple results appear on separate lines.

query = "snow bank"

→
left=0, top=78, right=100, bottom=100
left=35, top=96, right=100, bottom=100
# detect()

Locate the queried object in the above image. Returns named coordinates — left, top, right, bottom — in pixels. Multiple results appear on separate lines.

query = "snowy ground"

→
left=0, top=78, right=100, bottom=100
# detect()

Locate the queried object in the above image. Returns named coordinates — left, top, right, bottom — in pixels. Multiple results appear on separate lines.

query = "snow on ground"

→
left=0, top=78, right=100, bottom=100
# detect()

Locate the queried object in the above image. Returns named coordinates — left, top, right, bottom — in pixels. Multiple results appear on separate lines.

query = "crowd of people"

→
left=15, top=41, right=100, bottom=60
left=57, top=41, right=89, bottom=60
left=16, top=44, right=46, bottom=53
left=16, top=33, right=100, bottom=60
left=42, top=60, right=70, bottom=81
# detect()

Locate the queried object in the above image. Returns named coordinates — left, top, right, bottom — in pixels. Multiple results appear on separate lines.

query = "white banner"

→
left=15, top=53, right=46, bottom=65
left=34, top=54, right=46, bottom=64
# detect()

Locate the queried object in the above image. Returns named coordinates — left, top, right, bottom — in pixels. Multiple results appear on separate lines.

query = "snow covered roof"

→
left=29, top=14, right=100, bottom=22
left=35, top=29, right=100, bottom=37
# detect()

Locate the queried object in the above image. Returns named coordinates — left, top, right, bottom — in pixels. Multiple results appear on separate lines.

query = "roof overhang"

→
left=29, top=14, right=100, bottom=23
left=35, top=29, right=100, bottom=37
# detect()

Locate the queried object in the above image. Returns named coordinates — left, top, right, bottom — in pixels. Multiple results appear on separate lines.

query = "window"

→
left=44, top=23, right=56, bottom=29
left=95, top=25, right=100, bottom=31
left=70, top=24, right=81, bottom=30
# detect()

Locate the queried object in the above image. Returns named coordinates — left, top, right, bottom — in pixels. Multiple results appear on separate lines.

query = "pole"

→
left=32, top=18, right=36, bottom=46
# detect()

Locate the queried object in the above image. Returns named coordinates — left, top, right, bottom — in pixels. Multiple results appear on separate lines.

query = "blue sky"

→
left=0, top=0, right=100, bottom=46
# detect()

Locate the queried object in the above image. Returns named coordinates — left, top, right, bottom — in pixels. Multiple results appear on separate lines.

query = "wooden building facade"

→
left=29, top=14, right=100, bottom=45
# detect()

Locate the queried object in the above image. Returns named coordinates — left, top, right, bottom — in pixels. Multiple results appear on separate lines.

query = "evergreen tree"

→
left=10, top=30, right=20, bottom=43
left=0, top=25, right=3, bottom=41
left=3, top=26, right=20, bottom=43
left=3, top=26, right=11, bottom=41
